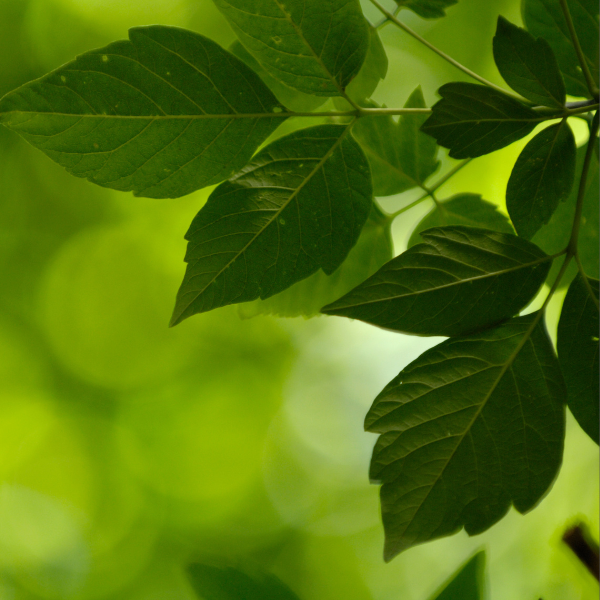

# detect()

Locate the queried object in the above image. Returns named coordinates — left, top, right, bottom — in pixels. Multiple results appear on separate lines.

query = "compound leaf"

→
left=0, top=26, right=286, bottom=199
left=507, top=121, right=576, bottom=239
left=493, top=16, right=565, bottom=108
left=396, top=0, right=458, bottom=19
left=367, top=314, right=565, bottom=560
left=421, top=83, right=541, bottom=159
left=229, top=40, right=327, bottom=113
left=171, top=124, right=372, bottom=325
left=430, top=552, right=486, bottom=600
left=188, top=563, right=300, bottom=600
left=408, top=193, right=513, bottom=248
left=557, top=274, right=599, bottom=444
left=213, top=0, right=369, bottom=97
left=322, top=226, right=550, bottom=337
left=522, top=0, right=599, bottom=98
left=239, top=203, right=392, bottom=318
left=345, top=26, right=388, bottom=102
left=353, top=87, right=439, bottom=196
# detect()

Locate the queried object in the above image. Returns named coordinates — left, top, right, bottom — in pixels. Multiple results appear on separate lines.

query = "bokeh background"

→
left=0, top=0, right=597, bottom=598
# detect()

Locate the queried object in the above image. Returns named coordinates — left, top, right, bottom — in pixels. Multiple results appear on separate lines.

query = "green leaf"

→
left=213, top=0, right=369, bottom=97
left=366, top=314, right=566, bottom=560
left=493, top=16, right=566, bottom=108
left=408, top=193, right=513, bottom=248
left=522, top=0, right=599, bottom=98
left=239, top=203, right=392, bottom=318
left=229, top=40, right=327, bottom=113
left=532, top=144, right=599, bottom=284
left=187, top=563, right=300, bottom=600
left=171, top=124, right=372, bottom=325
left=430, top=552, right=486, bottom=600
left=0, top=26, right=286, bottom=199
left=421, top=83, right=541, bottom=159
left=557, top=274, right=599, bottom=444
left=352, top=87, right=439, bottom=196
left=395, top=0, right=458, bottom=19
left=322, top=226, right=550, bottom=337
left=507, top=121, right=576, bottom=239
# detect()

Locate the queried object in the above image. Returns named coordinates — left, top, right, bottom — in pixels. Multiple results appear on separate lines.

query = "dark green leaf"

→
left=557, top=275, right=599, bottom=444
left=352, top=87, right=439, bottom=196
left=408, top=193, right=513, bottom=248
left=430, top=552, right=486, bottom=600
left=367, top=314, right=565, bottom=560
left=229, top=40, right=327, bottom=113
left=522, top=0, right=599, bottom=98
left=493, top=16, right=566, bottom=108
left=395, top=0, right=458, bottom=19
left=322, top=226, right=550, bottom=337
left=421, top=83, right=541, bottom=158
left=213, top=0, right=369, bottom=97
left=345, top=26, right=389, bottom=102
left=507, top=121, right=576, bottom=239
left=0, top=26, right=286, bottom=199
left=187, top=563, right=300, bottom=600
left=532, top=144, right=599, bottom=285
left=171, top=124, right=372, bottom=325
left=239, top=203, right=392, bottom=318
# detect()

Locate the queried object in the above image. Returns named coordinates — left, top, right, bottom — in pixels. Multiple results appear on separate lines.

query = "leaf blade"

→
left=430, top=552, right=486, bottom=600
left=171, top=123, right=372, bottom=325
left=395, top=0, right=458, bottom=19
left=0, top=26, right=285, bottom=198
left=322, top=226, right=551, bottom=337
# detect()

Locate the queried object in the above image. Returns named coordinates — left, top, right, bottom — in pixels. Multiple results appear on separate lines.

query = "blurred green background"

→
left=0, top=0, right=597, bottom=598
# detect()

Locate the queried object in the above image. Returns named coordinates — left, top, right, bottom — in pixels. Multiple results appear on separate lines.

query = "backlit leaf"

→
left=352, top=87, right=439, bottom=196
left=507, top=121, right=576, bottom=239
left=367, top=314, right=565, bottom=560
left=493, top=16, right=565, bottom=108
left=213, top=0, right=369, bottom=97
left=0, top=26, right=286, bottom=199
left=345, top=26, right=388, bottom=103
left=522, top=0, right=599, bottom=98
left=421, top=83, right=541, bottom=158
left=239, top=203, right=392, bottom=318
left=322, top=226, right=550, bottom=337
left=395, top=0, right=458, bottom=19
left=430, top=552, right=486, bottom=600
left=171, top=124, right=372, bottom=325
left=408, top=193, right=513, bottom=248
left=188, top=563, right=300, bottom=600
left=557, top=274, right=599, bottom=444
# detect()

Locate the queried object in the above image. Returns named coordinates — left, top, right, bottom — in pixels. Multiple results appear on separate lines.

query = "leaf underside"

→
left=213, top=0, right=369, bottom=97
left=367, top=314, right=565, bottom=560
left=0, top=26, right=285, bottom=198
left=557, top=275, right=599, bottom=444
left=322, top=226, right=550, bottom=337
left=171, top=124, right=372, bottom=325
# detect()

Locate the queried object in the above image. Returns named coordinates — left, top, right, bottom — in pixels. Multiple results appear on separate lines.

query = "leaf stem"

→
left=367, top=0, right=525, bottom=102
left=428, top=158, right=472, bottom=194
left=558, top=0, right=599, bottom=100
left=388, top=195, right=432, bottom=219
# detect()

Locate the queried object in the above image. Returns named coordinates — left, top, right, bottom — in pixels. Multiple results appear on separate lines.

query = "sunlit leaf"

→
left=229, top=40, right=326, bottom=113
left=522, top=0, right=599, bottom=98
left=395, top=0, right=458, bottom=19
left=322, top=226, right=550, bottom=337
left=421, top=83, right=541, bottom=158
left=0, top=26, right=286, bottom=199
left=557, top=274, right=599, bottom=444
left=239, top=203, right=392, bottom=318
left=408, top=193, right=513, bottom=248
left=345, top=26, right=388, bottom=102
left=430, top=552, right=486, bottom=600
left=352, top=87, right=439, bottom=196
left=171, top=124, right=372, bottom=325
left=507, top=121, right=576, bottom=239
left=493, top=16, right=565, bottom=108
left=188, top=563, right=300, bottom=600
left=213, top=0, right=369, bottom=97
left=532, top=144, right=599, bottom=285
left=367, top=314, right=565, bottom=560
